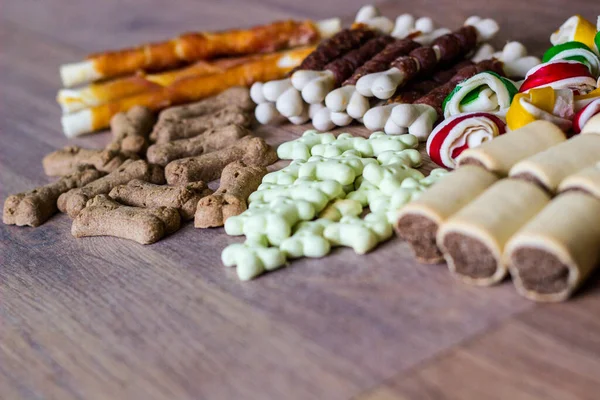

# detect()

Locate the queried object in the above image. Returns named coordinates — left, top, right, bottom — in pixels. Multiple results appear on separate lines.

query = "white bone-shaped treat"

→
left=225, top=197, right=316, bottom=245
left=255, top=102, right=285, bottom=125
left=279, top=219, right=333, bottom=259
left=361, top=162, right=425, bottom=195
left=493, top=41, right=541, bottom=79
left=318, top=198, right=364, bottom=221
left=389, top=104, right=438, bottom=141
left=299, top=151, right=377, bottom=185
left=354, top=5, right=394, bottom=34
left=262, top=160, right=305, bottom=185
left=248, top=179, right=345, bottom=212
left=376, top=149, right=422, bottom=167
left=277, top=130, right=336, bottom=161
left=288, top=104, right=310, bottom=125
left=311, top=108, right=353, bottom=131
left=222, top=237, right=287, bottom=281
left=324, top=213, right=393, bottom=254
left=276, top=86, right=305, bottom=118
left=356, top=16, right=499, bottom=100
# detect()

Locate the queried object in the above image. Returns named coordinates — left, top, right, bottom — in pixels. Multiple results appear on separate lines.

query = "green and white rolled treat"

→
left=442, top=71, right=518, bottom=118
left=542, top=41, right=600, bottom=77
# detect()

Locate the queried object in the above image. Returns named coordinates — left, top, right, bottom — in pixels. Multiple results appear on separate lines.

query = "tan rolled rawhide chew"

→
left=58, top=160, right=165, bottom=218
left=395, top=165, right=498, bottom=264
left=146, top=124, right=250, bottom=166
left=3, top=165, right=104, bottom=227
left=194, top=161, right=267, bottom=228
left=43, top=146, right=135, bottom=177
left=558, top=162, right=600, bottom=198
left=456, top=120, right=566, bottom=176
left=151, top=105, right=252, bottom=144
left=71, top=195, right=181, bottom=245
left=509, top=134, right=600, bottom=193
left=581, top=113, right=600, bottom=134
left=437, top=179, right=550, bottom=286
left=106, top=105, right=155, bottom=155
left=504, top=192, right=600, bottom=302
left=165, top=136, right=277, bottom=185
left=109, top=179, right=212, bottom=220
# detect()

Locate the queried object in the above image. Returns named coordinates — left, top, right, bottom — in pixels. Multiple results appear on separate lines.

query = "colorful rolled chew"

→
left=509, top=134, right=600, bottom=193
left=558, top=161, right=600, bottom=198
left=506, top=87, right=575, bottom=131
left=542, top=41, right=600, bottom=76
left=504, top=192, right=600, bottom=302
left=426, top=112, right=506, bottom=168
left=366, top=59, right=505, bottom=140
left=60, top=18, right=341, bottom=87
left=437, top=179, right=550, bottom=286
left=61, top=46, right=313, bottom=137
left=573, top=98, right=600, bottom=132
left=550, top=15, right=599, bottom=56
left=395, top=165, right=499, bottom=264
left=456, top=120, right=566, bottom=176
left=518, top=60, right=597, bottom=94
left=57, top=54, right=263, bottom=113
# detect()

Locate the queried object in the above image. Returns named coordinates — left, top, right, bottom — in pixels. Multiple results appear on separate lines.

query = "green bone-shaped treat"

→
left=354, top=132, right=419, bottom=157
left=222, top=237, right=287, bottom=281
left=299, top=150, right=377, bottom=185
left=324, top=213, right=393, bottom=254
left=376, top=149, right=422, bottom=167
left=279, top=219, right=333, bottom=259
left=261, top=160, right=304, bottom=185
left=310, top=133, right=367, bottom=157
left=248, top=179, right=344, bottom=211
left=225, top=198, right=316, bottom=245
left=362, top=163, right=425, bottom=196
left=346, top=180, right=384, bottom=207
left=318, top=198, right=363, bottom=221
left=277, top=130, right=336, bottom=161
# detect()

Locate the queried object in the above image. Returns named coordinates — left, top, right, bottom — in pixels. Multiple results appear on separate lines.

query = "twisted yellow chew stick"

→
left=61, top=46, right=315, bottom=137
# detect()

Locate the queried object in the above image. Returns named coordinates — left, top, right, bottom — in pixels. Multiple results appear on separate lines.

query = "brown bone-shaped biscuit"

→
left=165, top=136, right=277, bottom=185
left=194, top=160, right=267, bottom=228
left=106, top=105, right=156, bottom=155
left=146, top=124, right=250, bottom=166
left=58, top=159, right=165, bottom=218
left=71, top=195, right=180, bottom=245
left=109, top=179, right=213, bottom=220
left=3, top=165, right=105, bottom=227
left=43, top=146, right=135, bottom=177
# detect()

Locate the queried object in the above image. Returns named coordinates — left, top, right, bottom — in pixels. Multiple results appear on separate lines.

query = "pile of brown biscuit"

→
left=3, top=87, right=278, bottom=244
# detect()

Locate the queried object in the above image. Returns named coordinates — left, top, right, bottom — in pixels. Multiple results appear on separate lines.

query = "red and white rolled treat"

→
left=426, top=112, right=506, bottom=168
left=518, top=60, right=597, bottom=94
left=573, top=98, right=600, bottom=133
left=574, top=87, right=600, bottom=110
left=356, top=16, right=499, bottom=100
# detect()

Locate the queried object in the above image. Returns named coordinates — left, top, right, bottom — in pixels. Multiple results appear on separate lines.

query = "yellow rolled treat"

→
left=437, top=179, right=550, bottom=286
left=456, top=120, right=566, bottom=177
left=582, top=113, right=600, bottom=134
left=395, top=165, right=499, bottom=264
left=506, top=87, right=574, bottom=131
left=558, top=161, right=600, bottom=198
left=550, top=15, right=598, bottom=54
left=509, top=134, right=600, bottom=193
left=504, top=192, right=600, bottom=302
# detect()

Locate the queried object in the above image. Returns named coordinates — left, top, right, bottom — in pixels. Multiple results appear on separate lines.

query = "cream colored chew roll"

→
left=395, top=165, right=498, bottom=264
left=437, top=179, right=550, bottom=286
left=509, top=134, right=600, bottom=193
left=558, top=162, right=600, bottom=198
left=456, top=120, right=566, bottom=176
left=504, top=192, right=600, bottom=302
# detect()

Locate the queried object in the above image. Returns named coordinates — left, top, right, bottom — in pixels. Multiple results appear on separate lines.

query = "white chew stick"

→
left=301, top=71, right=335, bottom=104
left=60, top=60, right=103, bottom=89
left=61, top=109, right=93, bottom=138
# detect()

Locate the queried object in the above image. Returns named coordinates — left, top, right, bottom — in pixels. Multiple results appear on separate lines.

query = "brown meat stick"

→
left=195, top=160, right=267, bottom=228
left=109, top=179, right=213, bottom=220
left=72, top=195, right=180, bottom=245
left=152, top=105, right=252, bottom=143
left=58, top=159, right=165, bottom=218
left=43, top=146, right=135, bottom=177
left=165, top=136, right=277, bottom=185
left=3, top=165, right=105, bottom=227
left=146, top=124, right=250, bottom=166
left=157, top=87, right=254, bottom=123
left=106, top=105, right=155, bottom=155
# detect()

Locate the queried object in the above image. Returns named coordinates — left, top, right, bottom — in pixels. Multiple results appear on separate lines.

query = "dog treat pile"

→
left=4, top=87, right=280, bottom=244
left=221, top=129, right=448, bottom=280
left=397, top=118, right=600, bottom=302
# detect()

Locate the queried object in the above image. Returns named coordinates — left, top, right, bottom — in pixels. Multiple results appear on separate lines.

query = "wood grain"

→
left=2, top=0, right=600, bottom=399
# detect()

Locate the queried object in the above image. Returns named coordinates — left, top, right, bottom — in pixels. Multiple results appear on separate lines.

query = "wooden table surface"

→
left=2, top=0, right=600, bottom=399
